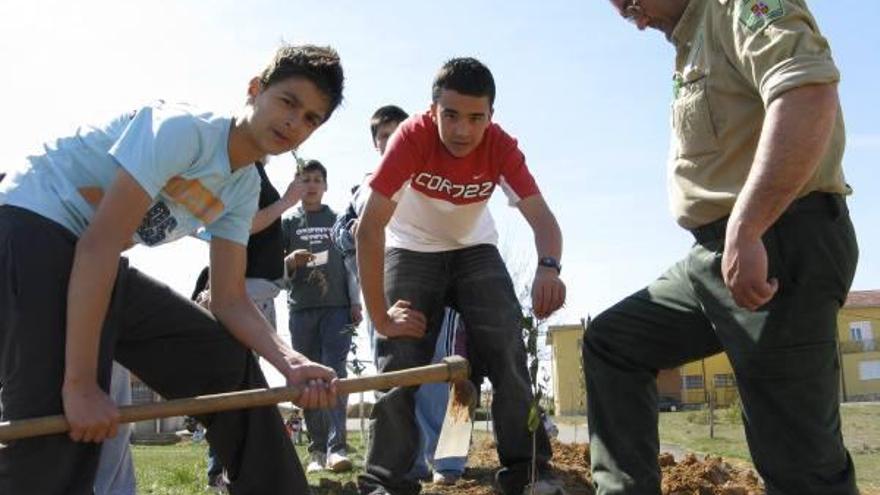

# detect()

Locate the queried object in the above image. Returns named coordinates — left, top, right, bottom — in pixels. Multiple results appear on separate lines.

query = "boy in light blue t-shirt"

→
left=0, top=44, right=344, bottom=494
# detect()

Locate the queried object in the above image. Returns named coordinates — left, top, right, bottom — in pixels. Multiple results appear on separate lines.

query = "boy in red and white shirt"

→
left=357, top=58, right=566, bottom=495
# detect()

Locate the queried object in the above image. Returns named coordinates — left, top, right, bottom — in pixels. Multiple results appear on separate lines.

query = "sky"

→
left=1, top=1, right=878, bottom=386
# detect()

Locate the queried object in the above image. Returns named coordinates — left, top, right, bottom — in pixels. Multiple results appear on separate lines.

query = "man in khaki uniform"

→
left=584, top=1, right=859, bottom=493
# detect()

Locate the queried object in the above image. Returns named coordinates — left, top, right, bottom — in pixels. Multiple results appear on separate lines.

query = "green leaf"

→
left=292, top=150, right=307, bottom=174
left=527, top=403, right=540, bottom=433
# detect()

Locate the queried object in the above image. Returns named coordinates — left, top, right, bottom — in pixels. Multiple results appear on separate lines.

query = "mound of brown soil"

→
left=312, top=438, right=765, bottom=495
left=423, top=439, right=763, bottom=495
left=661, top=453, right=763, bottom=495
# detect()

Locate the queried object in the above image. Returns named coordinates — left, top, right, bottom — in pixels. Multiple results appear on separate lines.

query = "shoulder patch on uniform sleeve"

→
left=739, top=0, right=785, bottom=32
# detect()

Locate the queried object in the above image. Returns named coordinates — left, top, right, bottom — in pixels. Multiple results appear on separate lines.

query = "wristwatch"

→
left=538, top=256, right=561, bottom=274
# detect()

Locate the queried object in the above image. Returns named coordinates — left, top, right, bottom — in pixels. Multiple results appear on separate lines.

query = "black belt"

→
left=690, top=192, right=846, bottom=244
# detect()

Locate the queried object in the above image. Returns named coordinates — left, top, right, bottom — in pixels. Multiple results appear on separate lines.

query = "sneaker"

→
left=326, top=451, right=353, bottom=472
left=306, top=452, right=326, bottom=473
left=206, top=473, right=229, bottom=493
left=432, top=470, right=461, bottom=485
left=524, top=477, right=568, bottom=495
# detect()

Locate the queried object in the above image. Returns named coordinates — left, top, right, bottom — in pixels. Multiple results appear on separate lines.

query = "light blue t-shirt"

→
left=0, top=101, right=259, bottom=246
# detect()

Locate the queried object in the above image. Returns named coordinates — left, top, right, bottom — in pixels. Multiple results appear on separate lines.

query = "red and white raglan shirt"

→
left=369, top=111, right=540, bottom=253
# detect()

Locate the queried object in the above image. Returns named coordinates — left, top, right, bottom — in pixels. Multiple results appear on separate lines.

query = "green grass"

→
left=133, top=432, right=367, bottom=494
left=840, top=404, right=880, bottom=494
left=133, top=405, right=880, bottom=494
left=133, top=443, right=206, bottom=495
left=658, top=402, right=880, bottom=493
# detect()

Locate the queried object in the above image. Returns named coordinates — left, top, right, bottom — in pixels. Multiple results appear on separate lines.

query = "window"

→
left=851, top=327, right=861, bottom=341
left=714, top=373, right=735, bottom=387
left=131, top=380, right=156, bottom=405
left=859, top=360, right=880, bottom=381
left=850, top=321, right=873, bottom=341
left=682, top=375, right=704, bottom=389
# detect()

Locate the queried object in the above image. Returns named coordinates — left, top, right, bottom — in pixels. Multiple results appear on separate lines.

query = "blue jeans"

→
left=289, top=306, right=352, bottom=455
left=359, top=244, right=551, bottom=495
left=94, top=363, right=136, bottom=495
left=409, top=309, right=467, bottom=480
left=206, top=447, right=223, bottom=479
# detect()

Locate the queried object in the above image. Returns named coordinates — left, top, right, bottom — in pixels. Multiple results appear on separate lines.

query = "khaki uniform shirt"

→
left=668, top=0, right=848, bottom=229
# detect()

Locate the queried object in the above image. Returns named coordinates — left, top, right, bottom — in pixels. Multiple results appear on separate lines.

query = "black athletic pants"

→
left=0, top=205, right=307, bottom=495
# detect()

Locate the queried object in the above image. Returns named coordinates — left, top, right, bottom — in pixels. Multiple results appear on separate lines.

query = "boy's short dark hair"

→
left=370, top=105, right=409, bottom=141
left=432, top=57, right=496, bottom=107
left=191, top=266, right=210, bottom=301
left=300, top=159, right=327, bottom=181
left=260, top=44, right=345, bottom=120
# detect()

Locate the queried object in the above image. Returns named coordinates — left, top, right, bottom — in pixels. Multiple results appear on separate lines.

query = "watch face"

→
left=539, top=257, right=560, bottom=272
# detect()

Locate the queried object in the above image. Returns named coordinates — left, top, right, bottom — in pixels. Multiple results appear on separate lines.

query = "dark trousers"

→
left=358, top=244, right=552, bottom=495
left=583, top=193, right=859, bottom=495
left=0, top=206, right=307, bottom=495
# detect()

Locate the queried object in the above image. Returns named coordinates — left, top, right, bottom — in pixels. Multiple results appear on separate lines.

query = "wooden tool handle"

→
left=0, top=356, right=469, bottom=443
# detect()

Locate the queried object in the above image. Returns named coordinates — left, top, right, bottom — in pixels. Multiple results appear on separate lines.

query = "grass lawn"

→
left=658, top=402, right=880, bottom=494
left=133, top=432, right=367, bottom=494
left=133, top=403, right=880, bottom=494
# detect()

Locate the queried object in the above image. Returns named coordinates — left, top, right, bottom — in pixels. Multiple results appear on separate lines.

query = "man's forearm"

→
left=517, top=194, right=563, bottom=262
left=64, top=241, right=123, bottom=388
left=251, top=197, right=295, bottom=234
left=533, top=214, right=563, bottom=261
left=728, top=84, right=839, bottom=239
left=212, top=297, right=302, bottom=371
left=356, top=226, right=388, bottom=330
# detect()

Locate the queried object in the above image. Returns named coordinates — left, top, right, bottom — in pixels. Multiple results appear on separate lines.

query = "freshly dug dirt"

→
left=424, top=439, right=764, bottom=495
left=661, top=453, right=764, bottom=495
left=312, top=438, right=765, bottom=494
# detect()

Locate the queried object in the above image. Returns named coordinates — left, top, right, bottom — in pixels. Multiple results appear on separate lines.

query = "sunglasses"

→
left=621, top=0, right=644, bottom=23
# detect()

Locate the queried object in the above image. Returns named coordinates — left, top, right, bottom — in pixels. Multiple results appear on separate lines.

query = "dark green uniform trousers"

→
left=582, top=192, right=859, bottom=495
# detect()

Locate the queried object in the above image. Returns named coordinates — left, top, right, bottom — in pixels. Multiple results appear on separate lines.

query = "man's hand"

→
left=283, top=359, right=338, bottom=410
left=281, top=176, right=306, bottom=208
left=350, top=303, right=363, bottom=326
left=718, top=84, right=837, bottom=311
left=722, top=233, right=778, bottom=310
left=62, top=381, right=120, bottom=443
left=531, top=268, right=566, bottom=318
left=377, top=300, right=427, bottom=339
left=285, top=249, right=314, bottom=271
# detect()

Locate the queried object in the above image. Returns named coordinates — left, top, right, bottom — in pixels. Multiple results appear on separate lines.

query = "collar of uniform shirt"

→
left=671, top=0, right=707, bottom=47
